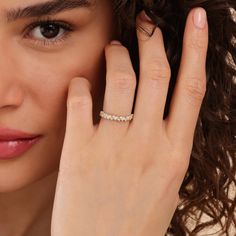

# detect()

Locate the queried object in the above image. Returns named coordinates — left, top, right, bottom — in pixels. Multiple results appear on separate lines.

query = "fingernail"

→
left=193, top=8, right=207, bottom=29
left=140, top=10, right=153, bottom=23
left=110, top=40, right=121, bottom=45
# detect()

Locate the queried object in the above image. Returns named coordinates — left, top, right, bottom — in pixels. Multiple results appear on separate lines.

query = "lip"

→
left=0, top=136, right=42, bottom=160
left=0, top=127, right=42, bottom=160
left=0, top=127, right=40, bottom=141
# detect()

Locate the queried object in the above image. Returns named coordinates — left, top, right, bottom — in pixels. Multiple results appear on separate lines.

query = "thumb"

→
left=64, top=77, right=94, bottom=148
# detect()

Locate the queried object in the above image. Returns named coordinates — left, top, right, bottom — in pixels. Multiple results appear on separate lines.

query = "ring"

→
left=99, top=111, right=134, bottom=122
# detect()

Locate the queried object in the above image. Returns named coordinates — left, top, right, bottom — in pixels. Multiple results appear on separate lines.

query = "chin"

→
left=0, top=157, right=60, bottom=194
left=0, top=168, right=59, bottom=194
left=0, top=135, right=62, bottom=194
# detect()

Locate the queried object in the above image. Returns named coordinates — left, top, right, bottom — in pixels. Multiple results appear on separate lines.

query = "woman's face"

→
left=0, top=0, right=115, bottom=192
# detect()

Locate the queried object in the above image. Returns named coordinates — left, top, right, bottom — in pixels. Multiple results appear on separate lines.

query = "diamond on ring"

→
left=99, top=111, right=133, bottom=122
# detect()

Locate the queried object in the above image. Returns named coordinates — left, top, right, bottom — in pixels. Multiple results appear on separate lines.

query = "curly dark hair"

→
left=111, top=0, right=236, bottom=235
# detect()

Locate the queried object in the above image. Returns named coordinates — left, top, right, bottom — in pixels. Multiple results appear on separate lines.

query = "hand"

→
left=51, top=7, right=208, bottom=236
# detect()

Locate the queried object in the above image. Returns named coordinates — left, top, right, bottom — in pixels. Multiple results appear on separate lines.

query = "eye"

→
left=23, top=19, right=74, bottom=46
left=31, top=23, right=65, bottom=39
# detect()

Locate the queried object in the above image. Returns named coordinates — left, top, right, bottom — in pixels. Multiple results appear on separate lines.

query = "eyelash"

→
left=23, top=17, right=74, bottom=47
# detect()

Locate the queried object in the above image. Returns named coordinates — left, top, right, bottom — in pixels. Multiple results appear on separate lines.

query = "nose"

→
left=0, top=52, right=24, bottom=109
left=0, top=84, right=24, bottom=108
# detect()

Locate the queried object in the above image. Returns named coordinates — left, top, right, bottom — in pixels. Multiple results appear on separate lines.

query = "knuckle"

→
left=110, top=71, right=137, bottom=91
left=149, top=59, right=171, bottom=79
left=67, top=95, right=92, bottom=110
left=146, top=60, right=171, bottom=85
left=184, top=76, right=206, bottom=102
left=185, top=37, right=206, bottom=51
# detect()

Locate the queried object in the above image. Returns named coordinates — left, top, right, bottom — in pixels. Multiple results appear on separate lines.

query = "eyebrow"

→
left=5, top=0, right=95, bottom=22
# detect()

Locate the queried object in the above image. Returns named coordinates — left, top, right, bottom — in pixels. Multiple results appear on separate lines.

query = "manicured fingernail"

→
left=193, top=8, right=207, bottom=29
left=110, top=40, right=121, bottom=45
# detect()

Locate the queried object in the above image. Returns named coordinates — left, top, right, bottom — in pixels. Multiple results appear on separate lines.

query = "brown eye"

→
left=30, top=23, right=65, bottom=40
left=40, top=23, right=61, bottom=38
left=23, top=19, right=74, bottom=47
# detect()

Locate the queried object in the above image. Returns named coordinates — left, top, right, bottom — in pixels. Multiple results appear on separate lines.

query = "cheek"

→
left=15, top=41, right=106, bottom=130
left=20, top=39, right=106, bottom=91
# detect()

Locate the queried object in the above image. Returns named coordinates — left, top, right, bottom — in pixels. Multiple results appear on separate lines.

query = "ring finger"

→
left=98, top=41, right=137, bottom=137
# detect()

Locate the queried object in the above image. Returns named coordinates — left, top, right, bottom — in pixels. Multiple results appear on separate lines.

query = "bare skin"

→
left=0, top=0, right=114, bottom=235
left=51, top=7, right=208, bottom=236
left=0, top=171, right=57, bottom=236
left=0, top=1, right=208, bottom=235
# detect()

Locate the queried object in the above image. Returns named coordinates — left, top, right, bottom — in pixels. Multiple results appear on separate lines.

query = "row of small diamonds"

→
left=99, top=111, right=133, bottom=122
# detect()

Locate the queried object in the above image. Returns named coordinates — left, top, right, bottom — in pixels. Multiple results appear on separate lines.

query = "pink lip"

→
left=0, top=127, right=42, bottom=160
left=0, top=127, right=40, bottom=141
left=0, top=136, right=42, bottom=160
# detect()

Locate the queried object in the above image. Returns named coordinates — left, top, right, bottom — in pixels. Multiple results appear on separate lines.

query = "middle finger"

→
left=132, top=11, right=171, bottom=133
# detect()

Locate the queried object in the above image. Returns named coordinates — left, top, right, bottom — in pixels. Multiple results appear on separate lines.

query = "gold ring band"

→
left=99, top=111, right=134, bottom=122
